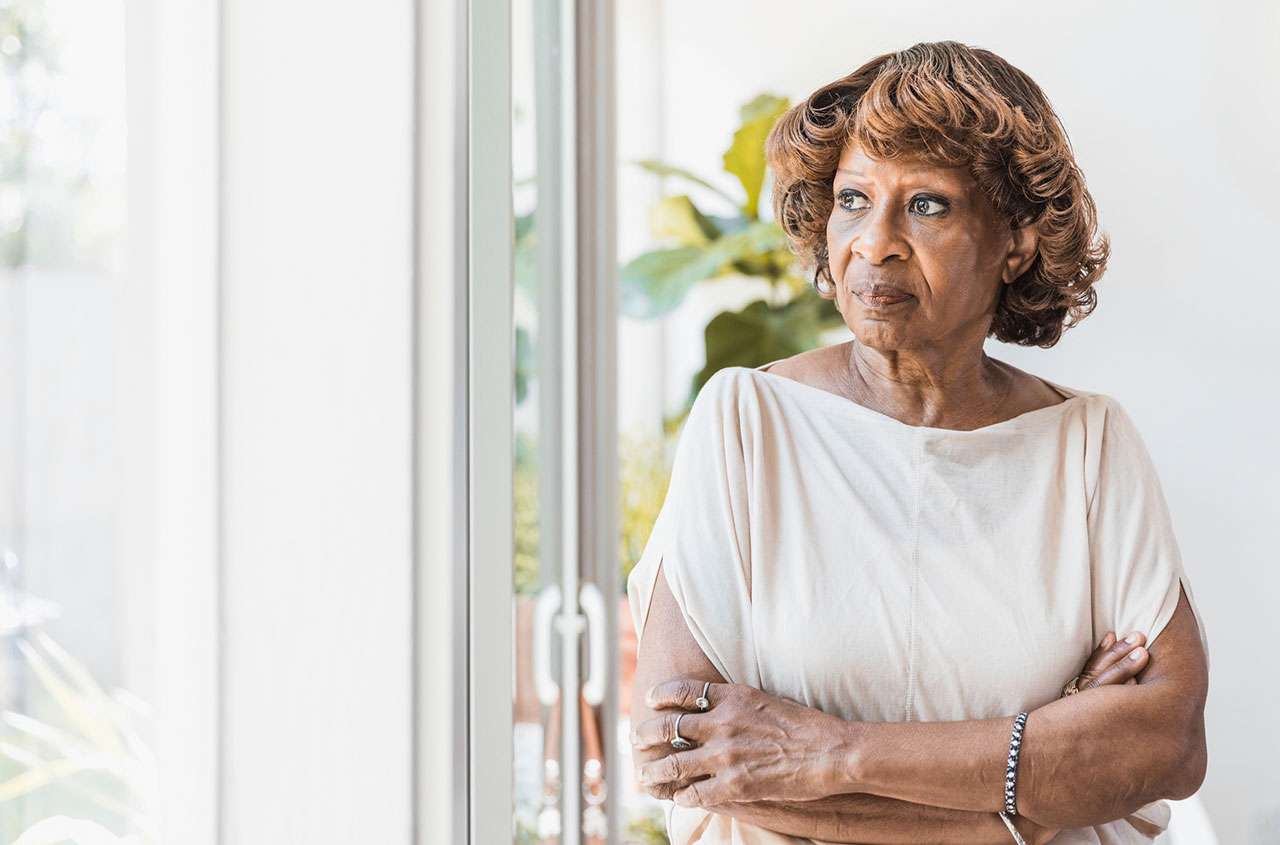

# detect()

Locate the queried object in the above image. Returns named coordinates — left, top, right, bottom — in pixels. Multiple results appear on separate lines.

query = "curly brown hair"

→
left=766, top=41, right=1109, bottom=347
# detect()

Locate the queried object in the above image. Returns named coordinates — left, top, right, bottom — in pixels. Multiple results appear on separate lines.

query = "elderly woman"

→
left=625, top=41, right=1209, bottom=845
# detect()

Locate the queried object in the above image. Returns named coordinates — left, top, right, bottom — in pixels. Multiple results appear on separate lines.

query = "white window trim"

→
left=127, top=0, right=222, bottom=840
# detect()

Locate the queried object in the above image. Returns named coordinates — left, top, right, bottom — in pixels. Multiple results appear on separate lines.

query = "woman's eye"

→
left=837, top=190, right=869, bottom=212
left=910, top=196, right=947, bottom=216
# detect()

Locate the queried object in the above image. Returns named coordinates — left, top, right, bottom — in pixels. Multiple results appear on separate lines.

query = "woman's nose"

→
left=850, top=205, right=910, bottom=265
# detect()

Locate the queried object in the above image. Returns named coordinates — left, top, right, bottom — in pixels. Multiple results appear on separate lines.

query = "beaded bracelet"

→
left=1004, top=711, right=1028, bottom=816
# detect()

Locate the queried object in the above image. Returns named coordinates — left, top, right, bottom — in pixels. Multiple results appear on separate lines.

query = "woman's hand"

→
left=632, top=631, right=1151, bottom=808
left=1073, top=631, right=1148, bottom=692
left=631, top=680, right=852, bottom=805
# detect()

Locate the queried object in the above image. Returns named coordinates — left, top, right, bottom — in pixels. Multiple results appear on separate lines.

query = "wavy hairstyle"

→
left=766, top=41, right=1109, bottom=347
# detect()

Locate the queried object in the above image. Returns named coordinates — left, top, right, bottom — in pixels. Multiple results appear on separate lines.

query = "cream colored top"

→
left=627, top=363, right=1208, bottom=845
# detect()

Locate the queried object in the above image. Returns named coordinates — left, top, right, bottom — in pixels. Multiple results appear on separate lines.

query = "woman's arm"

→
left=639, top=579, right=1206, bottom=832
left=838, top=585, right=1207, bottom=827
left=656, top=634, right=1150, bottom=845
left=703, top=793, right=1052, bottom=845
left=630, top=561, right=1062, bottom=844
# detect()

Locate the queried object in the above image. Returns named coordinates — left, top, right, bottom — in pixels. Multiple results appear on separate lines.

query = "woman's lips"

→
left=853, top=288, right=913, bottom=307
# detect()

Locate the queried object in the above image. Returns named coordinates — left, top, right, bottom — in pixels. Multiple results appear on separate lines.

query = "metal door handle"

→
left=578, top=583, right=606, bottom=706
left=533, top=584, right=562, bottom=706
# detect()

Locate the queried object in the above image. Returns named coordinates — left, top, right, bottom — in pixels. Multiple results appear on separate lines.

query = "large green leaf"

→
left=619, top=220, right=789, bottom=319
left=634, top=160, right=741, bottom=209
left=619, top=246, right=726, bottom=319
left=649, top=195, right=721, bottom=246
left=739, top=93, right=790, bottom=125
left=620, top=220, right=790, bottom=318
left=722, top=218, right=788, bottom=255
left=722, top=95, right=790, bottom=221
left=707, top=214, right=748, bottom=235
left=692, top=297, right=824, bottom=399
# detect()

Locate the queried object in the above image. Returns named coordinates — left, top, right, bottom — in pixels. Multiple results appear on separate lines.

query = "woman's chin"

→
left=849, top=322, right=911, bottom=352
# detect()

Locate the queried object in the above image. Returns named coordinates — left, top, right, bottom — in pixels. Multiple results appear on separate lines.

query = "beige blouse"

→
left=627, top=363, right=1208, bottom=845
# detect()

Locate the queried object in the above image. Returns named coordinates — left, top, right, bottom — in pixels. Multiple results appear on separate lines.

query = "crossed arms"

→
left=629, top=561, right=1208, bottom=845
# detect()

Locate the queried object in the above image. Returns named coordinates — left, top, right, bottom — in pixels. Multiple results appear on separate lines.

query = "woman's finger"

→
left=639, top=772, right=700, bottom=802
left=673, top=773, right=735, bottom=808
left=1082, top=632, right=1144, bottom=677
left=646, top=679, right=723, bottom=711
left=638, top=748, right=716, bottom=788
left=1086, top=632, right=1116, bottom=665
left=1081, top=647, right=1148, bottom=689
left=629, top=711, right=707, bottom=751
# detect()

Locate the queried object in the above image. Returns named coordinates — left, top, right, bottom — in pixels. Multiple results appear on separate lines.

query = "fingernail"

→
left=1129, top=648, right=1145, bottom=660
left=674, top=792, right=694, bottom=807
left=1124, top=632, right=1142, bottom=645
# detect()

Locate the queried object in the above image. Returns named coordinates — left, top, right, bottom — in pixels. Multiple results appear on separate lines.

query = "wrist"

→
left=826, top=718, right=867, bottom=793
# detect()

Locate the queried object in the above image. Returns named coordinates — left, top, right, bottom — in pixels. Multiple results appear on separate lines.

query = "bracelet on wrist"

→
left=1004, top=711, right=1028, bottom=816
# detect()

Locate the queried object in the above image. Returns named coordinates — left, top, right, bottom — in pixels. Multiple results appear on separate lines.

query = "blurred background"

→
left=1, top=0, right=1276, bottom=843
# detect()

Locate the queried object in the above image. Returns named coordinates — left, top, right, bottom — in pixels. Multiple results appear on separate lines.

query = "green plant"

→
left=0, top=633, right=156, bottom=844
left=0, top=0, right=122, bottom=269
left=618, top=433, right=672, bottom=590
left=620, top=94, right=845, bottom=410
left=624, top=806, right=670, bottom=845
left=514, top=432, right=540, bottom=598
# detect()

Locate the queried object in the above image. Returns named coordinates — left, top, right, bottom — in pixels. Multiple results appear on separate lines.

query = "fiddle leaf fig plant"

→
left=622, top=93, right=845, bottom=407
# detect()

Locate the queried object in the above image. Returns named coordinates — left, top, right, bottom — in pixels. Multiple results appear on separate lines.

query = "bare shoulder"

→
left=757, top=346, right=852, bottom=394
left=989, top=357, right=1072, bottom=412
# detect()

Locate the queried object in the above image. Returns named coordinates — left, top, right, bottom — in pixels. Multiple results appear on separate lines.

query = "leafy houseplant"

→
left=620, top=94, right=845, bottom=412
left=0, top=632, right=156, bottom=844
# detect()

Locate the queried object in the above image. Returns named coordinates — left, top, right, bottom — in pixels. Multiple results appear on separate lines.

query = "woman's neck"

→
left=841, top=339, right=1012, bottom=430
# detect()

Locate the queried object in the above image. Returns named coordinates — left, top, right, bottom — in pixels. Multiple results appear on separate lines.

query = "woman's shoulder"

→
left=989, top=359, right=1133, bottom=423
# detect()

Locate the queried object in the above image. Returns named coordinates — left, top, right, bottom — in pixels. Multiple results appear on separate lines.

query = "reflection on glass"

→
left=1, top=0, right=152, bottom=842
left=511, top=0, right=555, bottom=841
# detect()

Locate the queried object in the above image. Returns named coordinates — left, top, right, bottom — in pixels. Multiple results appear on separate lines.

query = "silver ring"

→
left=670, top=713, right=694, bottom=750
left=695, top=681, right=711, bottom=711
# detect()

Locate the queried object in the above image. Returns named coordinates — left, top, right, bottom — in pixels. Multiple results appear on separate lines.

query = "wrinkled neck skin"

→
left=839, top=334, right=1014, bottom=431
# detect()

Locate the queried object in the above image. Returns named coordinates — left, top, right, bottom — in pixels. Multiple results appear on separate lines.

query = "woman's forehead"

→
left=836, top=140, right=972, bottom=185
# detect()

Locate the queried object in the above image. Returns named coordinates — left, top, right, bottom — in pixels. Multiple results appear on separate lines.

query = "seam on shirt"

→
left=903, top=429, right=925, bottom=722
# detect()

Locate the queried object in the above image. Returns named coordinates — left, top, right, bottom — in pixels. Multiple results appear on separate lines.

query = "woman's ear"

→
left=1002, top=220, right=1039, bottom=285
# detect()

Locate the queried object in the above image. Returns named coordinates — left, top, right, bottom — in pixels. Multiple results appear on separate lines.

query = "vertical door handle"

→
left=533, top=584, right=562, bottom=706
left=578, top=583, right=607, bottom=706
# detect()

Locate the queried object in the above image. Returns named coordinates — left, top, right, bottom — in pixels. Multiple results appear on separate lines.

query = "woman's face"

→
left=824, top=140, right=1033, bottom=355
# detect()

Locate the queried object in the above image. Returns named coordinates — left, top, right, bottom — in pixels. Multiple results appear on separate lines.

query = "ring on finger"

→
left=1060, top=676, right=1080, bottom=698
left=670, top=712, right=694, bottom=750
left=695, top=681, right=711, bottom=712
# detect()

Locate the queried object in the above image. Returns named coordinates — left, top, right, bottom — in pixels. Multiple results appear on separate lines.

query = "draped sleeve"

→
left=1076, top=397, right=1211, bottom=844
left=626, top=369, right=761, bottom=688
left=1085, top=397, right=1209, bottom=663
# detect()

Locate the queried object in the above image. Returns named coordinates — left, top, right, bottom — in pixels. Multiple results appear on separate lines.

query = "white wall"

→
left=620, top=1, right=1280, bottom=841
left=219, top=0, right=415, bottom=840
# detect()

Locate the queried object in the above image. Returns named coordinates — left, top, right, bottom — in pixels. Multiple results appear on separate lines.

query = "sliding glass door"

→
left=507, top=0, right=619, bottom=842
